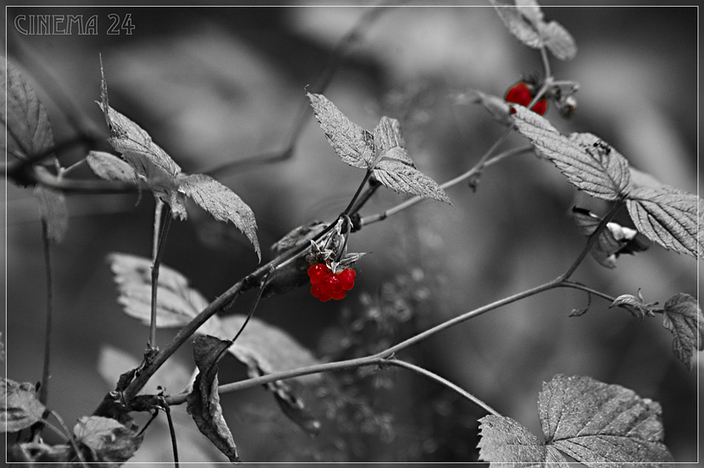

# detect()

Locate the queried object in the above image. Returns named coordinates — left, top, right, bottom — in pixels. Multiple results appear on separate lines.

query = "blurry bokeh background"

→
left=2, top=1, right=700, bottom=463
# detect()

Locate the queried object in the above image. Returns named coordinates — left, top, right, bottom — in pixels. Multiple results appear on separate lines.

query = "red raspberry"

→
left=307, top=263, right=330, bottom=284
left=308, top=263, right=356, bottom=301
left=505, top=81, right=548, bottom=115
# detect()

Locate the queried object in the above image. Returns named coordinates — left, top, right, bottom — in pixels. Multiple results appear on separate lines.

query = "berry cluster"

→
left=505, top=80, right=548, bottom=115
left=308, top=263, right=356, bottom=302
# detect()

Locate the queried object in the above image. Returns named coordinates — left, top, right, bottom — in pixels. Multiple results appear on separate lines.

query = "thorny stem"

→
left=149, top=202, right=172, bottom=352
left=39, top=219, right=53, bottom=407
left=360, top=144, right=533, bottom=227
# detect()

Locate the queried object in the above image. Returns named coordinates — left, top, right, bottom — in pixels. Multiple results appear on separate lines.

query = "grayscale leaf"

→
left=1, top=378, right=46, bottom=433
left=307, top=92, right=375, bottom=169
left=372, top=116, right=405, bottom=161
left=73, top=416, right=143, bottom=465
left=179, top=174, right=260, bottom=261
left=491, top=0, right=576, bottom=60
left=217, top=314, right=321, bottom=384
left=662, top=293, right=703, bottom=370
left=478, top=414, right=569, bottom=467
left=187, top=335, right=239, bottom=463
left=374, top=148, right=451, bottom=204
left=539, top=375, right=673, bottom=466
left=610, top=292, right=654, bottom=319
left=87, top=151, right=138, bottom=183
left=626, top=186, right=703, bottom=258
left=107, top=253, right=220, bottom=335
left=456, top=89, right=512, bottom=126
left=512, top=107, right=631, bottom=200
left=34, top=185, right=68, bottom=243
left=1, top=57, right=55, bottom=161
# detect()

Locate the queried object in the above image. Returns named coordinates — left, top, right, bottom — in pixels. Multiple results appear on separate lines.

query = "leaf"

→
left=107, top=253, right=220, bottom=335
left=373, top=148, right=451, bottom=203
left=662, top=293, right=703, bottom=370
left=186, top=335, right=240, bottom=463
left=372, top=116, right=405, bottom=159
left=1, top=57, right=55, bottom=161
left=478, top=414, right=569, bottom=467
left=87, top=151, right=139, bottom=183
left=217, top=315, right=322, bottom=384
left=626, top=185, right=703, bottom=258
left=307, top=92, right=375, bottom=169
left=455, top=89, right=512, bottom=126
left=73, top=416, right=143, bottom=465
left=490, top=0, right=576, bottom=60
left=1, top=378, right=46, bottom=432
left=539, top=375, right=673, bottom=466
left=34, top=184, right=69, bottom=243
left=179, top=174, right=260, bottom=261
left=99, top=61, right=183, bottom=214
left=512, top=108, right=631, bottom=200
left=8, top=441, right=74, bottom=463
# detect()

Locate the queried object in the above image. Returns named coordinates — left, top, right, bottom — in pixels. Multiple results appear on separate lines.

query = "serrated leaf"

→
left=179, top=174, right=260, bottom=261
left=1, top=57, right=55, bottom=161
left=186, top=335, right=239, bottom=463
left=73, top=416, right=143, bottom=465
left=478, top=415, right=569, bottom=467
left=626, top=186, right=703, bottom=259
left=107, top=253, right=220, bottom=335
left=539, top=375, right=673, bottom=466
left=662, top=293, right=703, bottom=370
left=217, top=315, right=321, bottom=384
left=1, top=378, right=46, bottom=432
left=373, top=148, right=451, bottom=204
left=307, top=92, right=375, bottom=169
left=34, top=185, right=68, bottom=243
left=87, top=151, right=139, bottom=183
left=490, top=0, right=576, bottom=60
left=512, top=108, right=631, bottom=200
left=372, top=116, right=405, bottom=159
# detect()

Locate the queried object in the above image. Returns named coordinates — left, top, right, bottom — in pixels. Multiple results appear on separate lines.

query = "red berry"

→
left=505, top=81, right=533, bottom=107
left=307, top=263, right=330, bottom=284
left=339, top=269, right=356, bottom=290
left=530, top=97, right=548, bottom=115
left=320, top=275, right=343, bottom=298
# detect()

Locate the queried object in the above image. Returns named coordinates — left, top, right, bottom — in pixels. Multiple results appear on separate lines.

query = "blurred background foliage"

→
left=2, top=2, right=700, bottom=463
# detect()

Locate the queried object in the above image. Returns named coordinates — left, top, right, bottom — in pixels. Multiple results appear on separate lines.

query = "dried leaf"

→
left=539, top=375, right=673, bottom=466
left=307, top=92, right=375, bottom=169
left=491, top=0, right=576, bottom=60
left=1, top=57, right=55, bottom=161
left=1, top=378, right=46, bottom=432
left=87, top=150, right=139, bottom=183
left=512, top=108, right=631, bottom=200
left=186, top=335, right=239, bottom=463
left=34, top=184, right=68, bottom=243
left=271, top=221, right=326, bottom=253
left=107, top=253, right=220, bottom=335
left=373, top=148, right=451, bottom=204
left=662, top=293, right=703, bottom=370
left=73, top=416, right=143, bottom=466
left=626, top=185, right=703, bottom=259
left=218, top=315, right=321, bottom=384
left=478, top=414, right=569, bottom=467
left=179, top=174, right=260, bottom=261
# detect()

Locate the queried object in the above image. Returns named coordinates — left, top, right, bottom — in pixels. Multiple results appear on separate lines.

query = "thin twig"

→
left=39, top=219, right=53, bottom=407
left=149, top=202, right=172, bottom=352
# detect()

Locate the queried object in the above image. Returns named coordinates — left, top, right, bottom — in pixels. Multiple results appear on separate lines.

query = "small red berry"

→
left=309, top=263, right=356, bottom=301
left=307, top=263, right=330, bottom=284
left=505, top=81, right=533, bottom=107
left=530, top=96, right=548, bottom=115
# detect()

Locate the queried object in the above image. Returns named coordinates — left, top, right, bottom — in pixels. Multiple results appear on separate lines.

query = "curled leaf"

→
left=87, top=151, right=139, bottom=183
left=73, top=416, right=143, bottom=465
left=662, top=293, right=703, bottom=370
left=187, top=335, right=239, bottom=463
left=1, top=378, right=46, bottom=433
left=610, top=291, right=656, bottom=319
